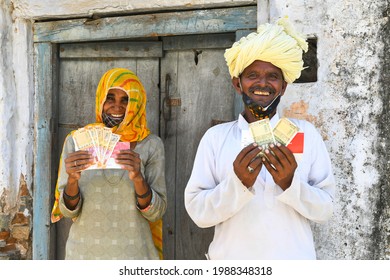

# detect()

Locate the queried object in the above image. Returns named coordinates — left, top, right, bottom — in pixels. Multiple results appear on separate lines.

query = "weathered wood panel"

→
left=33, top=6, right=257, bottom=43
left=161, top=35, right=236, bottom=260
left=33, top=42, right=58, bottom=260
left=176, top=49, right=235, bottom=260
left=59, top=41, right=162, bottom=58
left=136, top=58, right=161, bottom=136
left=17, top=0, right=257, bottom=20
left=163, top=33, right=235, bottom=51
left=160, top=52, right=179, bottom=260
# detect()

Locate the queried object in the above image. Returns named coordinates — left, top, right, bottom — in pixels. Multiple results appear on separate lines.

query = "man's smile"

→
left=253, top=90, right=270, bottom=96
left=249, top=85, right=275, bottom=97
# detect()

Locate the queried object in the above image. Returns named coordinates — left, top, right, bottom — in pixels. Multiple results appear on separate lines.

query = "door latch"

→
left=162, top=74, right=181, bottom=122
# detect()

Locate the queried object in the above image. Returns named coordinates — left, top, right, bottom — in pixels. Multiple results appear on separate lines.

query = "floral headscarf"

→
left=96, top=68, right=150, bottom=141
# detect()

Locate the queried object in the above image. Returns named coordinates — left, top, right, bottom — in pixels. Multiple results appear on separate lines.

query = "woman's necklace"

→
left=102, top=169, right=126, bottom=186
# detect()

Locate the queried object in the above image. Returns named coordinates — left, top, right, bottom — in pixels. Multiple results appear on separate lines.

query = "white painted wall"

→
left=271, top=0, right=388, bottom=259
left=1, top=0, right=388, bottom=259
left=0, top=0, right=34, bottom=208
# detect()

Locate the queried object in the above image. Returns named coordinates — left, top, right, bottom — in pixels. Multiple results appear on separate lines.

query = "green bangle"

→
left=63, top=189, right=80, bottom=200
left=135, top=188, right=151, bottom=199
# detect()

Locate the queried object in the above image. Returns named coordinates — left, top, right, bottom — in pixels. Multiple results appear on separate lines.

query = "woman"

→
left=51, top=68, right=167, bottom=260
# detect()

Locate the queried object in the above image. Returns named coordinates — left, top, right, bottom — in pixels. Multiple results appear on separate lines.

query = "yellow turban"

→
left=224, top=16, right=308, bottom=83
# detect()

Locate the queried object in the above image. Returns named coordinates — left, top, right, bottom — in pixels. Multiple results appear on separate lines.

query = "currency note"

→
left=102, top=133, right=121, bottom=166
left=249, top=118, right=275, bottom=148
left=87, top=126, right=98, bottom=154
left=273, top=118, right=299, bottom=146
left=95, top=126, right=103, bottom=162
left=72, top=128, right=95, bottom=151
left=71, top=124, right=125, bottom=169
left=100, top=127, right=112, bottom=161
left=103, top=142, right=131, bottom=169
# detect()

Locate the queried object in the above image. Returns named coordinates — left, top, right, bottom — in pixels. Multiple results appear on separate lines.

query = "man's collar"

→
left=238, top=111, right=280, bottom=130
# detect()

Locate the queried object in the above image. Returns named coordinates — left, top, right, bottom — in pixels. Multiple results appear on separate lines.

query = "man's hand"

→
left=233, top=143, right=263, bottom=188
left=262, top=143, right=297, bottom=190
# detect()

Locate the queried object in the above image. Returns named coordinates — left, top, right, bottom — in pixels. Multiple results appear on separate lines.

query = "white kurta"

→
left=184, top=113, right=335, bottom=260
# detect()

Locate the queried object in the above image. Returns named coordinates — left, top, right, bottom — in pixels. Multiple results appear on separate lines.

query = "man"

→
left=184, top=17, right=335, bottom=260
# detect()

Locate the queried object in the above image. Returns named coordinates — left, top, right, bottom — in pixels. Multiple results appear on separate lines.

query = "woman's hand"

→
left=115, top=149, right=152, bottom=208
left=63, top=150, right=94, bottom=209
left=114, top=150, right=143, bottom=180
left=65, top=150, right=95, bottom=181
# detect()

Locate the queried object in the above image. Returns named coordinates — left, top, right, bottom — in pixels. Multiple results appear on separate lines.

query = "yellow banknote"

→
left=273, top=118, right=299, bottom=146
left=249, top=118, right=275, bottom=148
left=102, top=133, right=121, bottom=166
left=71, top=124, right=122, bottom=169
left=72, top=128, right=95, bottom=151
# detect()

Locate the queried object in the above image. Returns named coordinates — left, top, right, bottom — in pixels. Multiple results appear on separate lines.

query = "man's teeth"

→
left=253, top=91, right=270, bottom=96
left=111, top=114, right=124, bottom=118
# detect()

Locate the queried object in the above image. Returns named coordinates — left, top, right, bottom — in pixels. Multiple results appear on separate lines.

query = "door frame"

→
left=32, top=6, right=257, bottom=259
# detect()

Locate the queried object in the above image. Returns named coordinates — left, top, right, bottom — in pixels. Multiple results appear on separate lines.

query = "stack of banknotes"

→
left=71, top=124, right=129, bottom=169
left=247, top=118, right=300, bottom=160
left=249, top=117, right=300, bottom=148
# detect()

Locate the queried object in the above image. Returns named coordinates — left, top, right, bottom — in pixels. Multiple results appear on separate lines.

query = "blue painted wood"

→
left=59, top=41, right=163, bottom=58
left=32, top=43, right=54, bottom=260
left=34, top=6, right=256, bottom=43
left=162, top=33, right=235, bottom=50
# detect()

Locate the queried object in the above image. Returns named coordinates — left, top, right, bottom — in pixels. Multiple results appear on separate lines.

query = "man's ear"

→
left=232, top=77, right=242, bottom=94
left=280, top=81, right=288, bottom=96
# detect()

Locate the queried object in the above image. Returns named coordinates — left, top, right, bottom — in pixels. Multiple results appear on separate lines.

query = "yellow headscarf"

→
left=51, top=68, right=163, bottom=259
left=224, top=16, right=308, bottom=83
left=96, top=68, right=150, bottom=142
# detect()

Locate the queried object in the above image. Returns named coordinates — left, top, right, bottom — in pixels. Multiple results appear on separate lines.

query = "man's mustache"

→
left=248, top=86, right=275, bottom=95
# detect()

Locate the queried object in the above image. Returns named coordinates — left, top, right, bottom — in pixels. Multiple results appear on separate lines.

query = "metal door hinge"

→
left=165, top=98, right=181, bottom=107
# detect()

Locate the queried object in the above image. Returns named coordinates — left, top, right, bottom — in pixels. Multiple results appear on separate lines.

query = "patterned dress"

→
left=58, top=134, right=167, bottom=260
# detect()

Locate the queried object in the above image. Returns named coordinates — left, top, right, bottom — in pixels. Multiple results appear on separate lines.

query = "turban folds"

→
left=224, top=16, right=308, bottom=83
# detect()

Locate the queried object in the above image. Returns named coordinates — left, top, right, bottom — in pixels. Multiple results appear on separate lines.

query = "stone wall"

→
left=0, top=176, right=32, bottom=260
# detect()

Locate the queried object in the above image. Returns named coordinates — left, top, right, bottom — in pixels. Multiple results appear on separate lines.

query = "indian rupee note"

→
left=100, top=127, right=112, bottom=162
left=72, top=128, right=95, bottom=151
left=273, top=118, right=299, bottom=146
left=102, top=133, right=121, bottom=166
left=249, top=118, right=275, bottom=149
